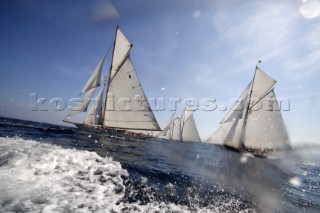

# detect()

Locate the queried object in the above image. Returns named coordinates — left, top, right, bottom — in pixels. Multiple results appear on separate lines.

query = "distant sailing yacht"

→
left=207, top=65, right=290, bottom=157
left=158, top=106, right=201, bottom=142
left=157, top=113, right=181, bottom=141
left=63, top=26, right=161, bottom=134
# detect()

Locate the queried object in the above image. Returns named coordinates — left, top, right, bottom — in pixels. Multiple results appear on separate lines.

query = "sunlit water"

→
left=0, top=117, right=319, bottom=212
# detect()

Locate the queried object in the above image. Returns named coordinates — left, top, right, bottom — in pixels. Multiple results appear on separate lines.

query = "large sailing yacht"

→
left=63, top=26, right=161, bottom=133
left=206, top=66, right=290, bottom=156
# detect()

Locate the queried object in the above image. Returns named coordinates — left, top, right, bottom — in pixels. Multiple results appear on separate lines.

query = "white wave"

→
left=0, top=137, right=128, bottom=212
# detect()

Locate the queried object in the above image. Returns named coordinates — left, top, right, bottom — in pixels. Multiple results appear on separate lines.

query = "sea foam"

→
left=0, top=137, right=127, bottom=212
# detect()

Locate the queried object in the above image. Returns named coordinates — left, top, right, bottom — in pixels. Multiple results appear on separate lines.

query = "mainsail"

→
left=171, top=116, right=182, bottom=141
left=207, top=66, right=290, bottom=154
left=244, top=89, right=290, bottom=149
left=103, top=55, right=160, bottom=130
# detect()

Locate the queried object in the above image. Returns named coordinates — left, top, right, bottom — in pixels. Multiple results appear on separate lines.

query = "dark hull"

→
left=74, top=123, right=105, bottom=132
left=73, top=123, right=154, bottom=139
left=223, top=145, right=283, bottom=158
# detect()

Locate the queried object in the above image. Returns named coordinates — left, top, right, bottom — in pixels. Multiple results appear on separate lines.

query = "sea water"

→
left=0, top=117, right=319, bottom=212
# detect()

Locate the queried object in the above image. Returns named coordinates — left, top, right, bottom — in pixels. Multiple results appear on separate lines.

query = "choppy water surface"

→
left=0, top=117, right=319, bottom=212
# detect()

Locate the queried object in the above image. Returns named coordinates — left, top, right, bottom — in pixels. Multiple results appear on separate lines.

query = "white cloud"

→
left=213, top=3, right=297, bottom=69
left=307, top=24, right=320, bottom=46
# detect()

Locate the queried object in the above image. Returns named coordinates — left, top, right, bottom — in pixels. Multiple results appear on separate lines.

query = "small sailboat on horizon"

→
left=63, top=26, right=161, bottom=135
left=158, top=105, right=201, bottom=142
left=206, top=65, right=290, bottom=157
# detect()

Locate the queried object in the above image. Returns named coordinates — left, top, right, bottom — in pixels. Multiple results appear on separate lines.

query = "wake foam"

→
left=0, top=137, right=127, bottom=212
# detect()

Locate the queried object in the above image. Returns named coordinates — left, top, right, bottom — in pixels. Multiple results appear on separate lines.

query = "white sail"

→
left=171, top=116, right=181, bottom=141
left=157, top=114, right=174, bottom=139
left=110, top=27, right=132, bottom=80
left=103, top=56, right=160, bottom=130
left=165, top=130, right=172, bottom=139
left=84, top=84, right=105, bottom=125
left=68, top=87, right=97, bottom=116
left=158, top=123, right=171, bottom=139
left=206, top=121, right=235, bottom=144
left=244, top=89, right=290, bottom=150
left=249, top=67, right=276, bottom=108
left=220, top=83, right=251, bottom=124
left=80, top=53, right=107, bottom=94
left=224, top=119, right=244, bottom=149
left=208, top=83, right=249, bottom=146
left=182, top=106, right=201, bottom=142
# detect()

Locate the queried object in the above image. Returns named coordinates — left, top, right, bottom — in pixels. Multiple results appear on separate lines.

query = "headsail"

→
left=80, top=52, right=108, bottom=94
left=103, top=56, right=160, bottom=130
left=68, top=87, right=97, bottom=117
left=158, top=114, right=175, bottom=139
left=220, top=83, right=251, bottom=124
left=158, top=123, right=171, bottom=139
left=207, top=84, right=250, bottom=146
left=182, top=106, right=201, bottom=142
left=224, top=119, right=244, bottom=149
left=206, top=120, right=235, bottom=145
left=84, top=84, right=105, bottom=126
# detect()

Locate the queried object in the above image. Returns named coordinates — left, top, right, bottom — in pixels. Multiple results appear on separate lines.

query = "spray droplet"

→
left=239, top=155, right=248, bottom=164
left=289, top=176, right=302, bottom=187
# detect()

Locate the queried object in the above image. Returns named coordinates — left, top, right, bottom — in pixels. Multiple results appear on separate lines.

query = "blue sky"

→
left=0, top=0, right=320, bottom=144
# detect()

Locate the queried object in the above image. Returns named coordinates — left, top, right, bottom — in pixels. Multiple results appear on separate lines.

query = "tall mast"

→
left=102, top=25, right=119, bottom=128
